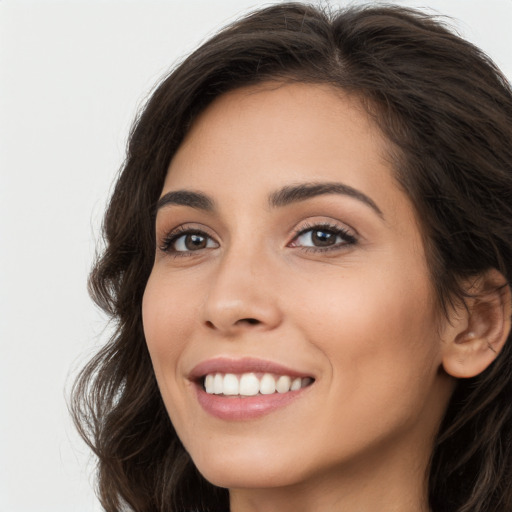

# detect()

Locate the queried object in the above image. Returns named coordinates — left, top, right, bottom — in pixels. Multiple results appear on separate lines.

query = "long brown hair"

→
left=72, top=3, right=512, bottom=511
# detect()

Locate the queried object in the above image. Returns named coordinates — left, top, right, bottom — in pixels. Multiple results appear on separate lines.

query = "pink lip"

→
left=188, top=357, right=314, bottom=421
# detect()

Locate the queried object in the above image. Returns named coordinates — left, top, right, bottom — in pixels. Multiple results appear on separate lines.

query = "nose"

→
left=202, top=248, right=283, bottom=336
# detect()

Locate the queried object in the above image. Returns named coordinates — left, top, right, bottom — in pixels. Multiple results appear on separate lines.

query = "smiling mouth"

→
left=201, top=372, right=314, bottom=397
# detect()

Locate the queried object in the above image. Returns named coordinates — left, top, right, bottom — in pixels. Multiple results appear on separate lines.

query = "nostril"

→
left=204, top=317, right=263, bottom=331
left=241, top=318, right=260, bottom=325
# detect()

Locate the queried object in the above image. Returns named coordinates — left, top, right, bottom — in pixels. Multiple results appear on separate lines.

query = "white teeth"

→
left=213, top=373, right=224, bottom=394
left=291, top=377, right=302, bottom=391
left=223, top=373, right=239, bottom=395
left=203, top=372, right=313, bottom=396
left=239, top=373, right=260, bottom=396
left=276, top=375, right=292, bottom=393
left=205, top=374, right=214, bottom=394
left=259, top=373, right=276, bottom=395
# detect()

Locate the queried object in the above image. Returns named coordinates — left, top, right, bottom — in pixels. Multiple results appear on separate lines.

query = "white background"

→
left=1, top=1, right=512, bottom=510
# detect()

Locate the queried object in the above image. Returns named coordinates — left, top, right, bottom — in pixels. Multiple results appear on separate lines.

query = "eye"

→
left=289, top=223, right=357, bottom=251
left=160, top=228, right=219, bottom=254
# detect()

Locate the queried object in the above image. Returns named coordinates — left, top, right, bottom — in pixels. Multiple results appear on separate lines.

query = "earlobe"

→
left=442, top=269, right=511, bottom=379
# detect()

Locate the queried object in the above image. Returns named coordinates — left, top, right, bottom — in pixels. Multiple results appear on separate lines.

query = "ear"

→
left=442, top=269, right=511, bottom=379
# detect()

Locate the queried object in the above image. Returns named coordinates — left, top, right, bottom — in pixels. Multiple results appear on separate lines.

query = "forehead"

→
left=163, top=82, right=410, bottom=224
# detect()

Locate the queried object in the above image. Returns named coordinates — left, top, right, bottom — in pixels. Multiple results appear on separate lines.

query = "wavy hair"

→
left=72, top=3, right=512, bottom=511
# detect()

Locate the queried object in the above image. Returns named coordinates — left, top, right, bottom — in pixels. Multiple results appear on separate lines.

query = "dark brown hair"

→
left=72, top=3, right=512, bottom=511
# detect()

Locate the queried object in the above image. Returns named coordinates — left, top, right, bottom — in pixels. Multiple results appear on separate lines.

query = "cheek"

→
left=288, top=270, right=444, bottom=457
left=142, top=270, right=197, bottom=378
left=142, top=268, right=207, bottom=436
left=289, top=260, right=442, bottom=400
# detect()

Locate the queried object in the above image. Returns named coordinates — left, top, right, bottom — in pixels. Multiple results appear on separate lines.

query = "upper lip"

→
left=188, top=357, right=314, bottom=381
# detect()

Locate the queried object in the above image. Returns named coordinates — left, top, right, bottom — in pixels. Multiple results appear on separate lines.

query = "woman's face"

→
left=143, top=83, right=454, bottom=493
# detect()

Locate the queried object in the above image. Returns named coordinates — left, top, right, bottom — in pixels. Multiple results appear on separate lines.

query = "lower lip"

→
left=195, top=385, right=310, bottom=420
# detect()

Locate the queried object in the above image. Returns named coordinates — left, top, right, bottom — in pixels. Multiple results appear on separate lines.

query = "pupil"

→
left=185, top=234, right=206, bottom=250
left=312, top=230, right=335, bottom=246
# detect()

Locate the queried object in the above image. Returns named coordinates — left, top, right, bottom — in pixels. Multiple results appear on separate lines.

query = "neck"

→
left=229, top=432, right=433, bottom=512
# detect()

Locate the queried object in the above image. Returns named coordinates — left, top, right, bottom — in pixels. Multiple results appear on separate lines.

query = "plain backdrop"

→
left=1, top=1, right=512, bottom=510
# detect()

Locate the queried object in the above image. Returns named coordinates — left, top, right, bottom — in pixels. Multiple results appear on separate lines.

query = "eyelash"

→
left=159, top=225, right=218, bottom=256
left=289, top=222, right=357, bottom=253
left=159, top=222, right=357, bottom=256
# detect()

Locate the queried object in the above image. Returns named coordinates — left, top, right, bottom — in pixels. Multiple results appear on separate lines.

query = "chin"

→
left=199, top=463, right=303, bottom=490
left=188, top=443, right=310, bottom=490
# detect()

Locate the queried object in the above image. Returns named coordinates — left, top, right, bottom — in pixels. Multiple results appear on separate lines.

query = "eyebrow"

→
left=156, top=181, right=382, bottom=217
left=269, top=182, right=383, bottom=217
left=156, top=190, right=214, bottom=212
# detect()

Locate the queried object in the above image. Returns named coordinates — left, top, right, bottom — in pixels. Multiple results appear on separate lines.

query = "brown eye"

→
left=290, top=224, right=357, bottom=251
left=163, top=230, right=219, bottom=253
left=183, top=233, right=208, bottom=250
left=311, top=230, right=337, bottom=247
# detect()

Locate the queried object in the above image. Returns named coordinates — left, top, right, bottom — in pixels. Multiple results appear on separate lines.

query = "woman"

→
left=72, top=3, right=512, bottom=511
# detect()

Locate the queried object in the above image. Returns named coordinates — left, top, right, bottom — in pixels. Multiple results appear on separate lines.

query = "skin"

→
left=142, top=83, right=460, bottom=512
